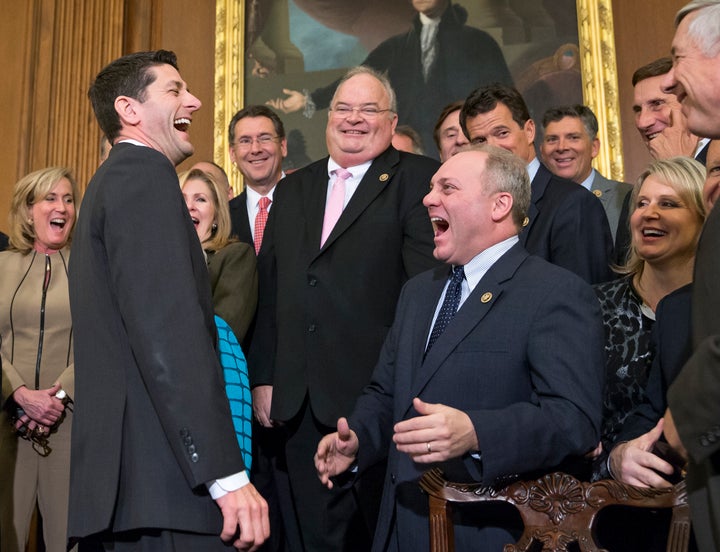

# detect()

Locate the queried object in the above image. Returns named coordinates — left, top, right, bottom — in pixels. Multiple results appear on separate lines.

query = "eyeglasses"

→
left=232, top=135, right=280, bottom=149
left=330, top=105, right=394, bottom=118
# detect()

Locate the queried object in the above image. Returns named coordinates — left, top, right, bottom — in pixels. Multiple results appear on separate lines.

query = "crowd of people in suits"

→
left=2, top=1, right=720, bottom=552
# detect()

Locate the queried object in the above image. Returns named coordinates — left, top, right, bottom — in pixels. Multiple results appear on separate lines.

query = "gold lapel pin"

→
left=522, top=216, right=529, bottom=227
left=593, top=189, right=602, bottom=198
left=481, top=292, right=493, bottom=303
left=379, top=173, right=389, bottom=182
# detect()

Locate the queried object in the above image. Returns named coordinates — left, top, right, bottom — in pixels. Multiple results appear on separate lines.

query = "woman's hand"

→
left=12, top=383, right=66, bottom=432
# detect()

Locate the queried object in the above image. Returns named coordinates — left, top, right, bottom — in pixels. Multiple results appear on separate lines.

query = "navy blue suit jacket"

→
left=523, top=163, right=614, bottom=284
left=349, top=243, right=605, bottom=551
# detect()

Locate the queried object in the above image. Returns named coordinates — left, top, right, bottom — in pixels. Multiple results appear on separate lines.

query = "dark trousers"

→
left=275, top=398, right=382, bottom=552
left=77, top=529, right=234, bottom=551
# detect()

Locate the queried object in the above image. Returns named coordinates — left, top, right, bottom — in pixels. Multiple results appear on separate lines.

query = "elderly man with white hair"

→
left=662, top=2, right=720, bottom=550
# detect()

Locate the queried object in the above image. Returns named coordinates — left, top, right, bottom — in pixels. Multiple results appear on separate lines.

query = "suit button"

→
left=180, top=428, right=189, bottom=437
left=188, top=444, right=196, bottom=454
left=390, top=474, right=396, bottom=484
left=308, top=277, right=317, bottom=287
left=308, top=324, right=316, bottom=332
left=708, top=433, right=717, bottom=444
left=190, top=452, right=199, bottom=463
left=701, top=436, right=710, bottom=447
left=184, top=437, right=192, bottom=446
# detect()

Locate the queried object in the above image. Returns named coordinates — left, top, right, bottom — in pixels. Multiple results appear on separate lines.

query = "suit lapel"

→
left=521, top=163, right=549, bottom=245
left=405, top=244, right=528, bottom=409
left=304, top=161, right=332, bottom=251
left=315, top=148, right=399, bottom=256
left=590, top=173, right=612, bottom=211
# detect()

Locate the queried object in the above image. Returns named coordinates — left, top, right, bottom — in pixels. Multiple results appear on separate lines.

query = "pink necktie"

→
left=254, top=196, right=271, bottom=254
left=321, top=169, right=351, bottom=246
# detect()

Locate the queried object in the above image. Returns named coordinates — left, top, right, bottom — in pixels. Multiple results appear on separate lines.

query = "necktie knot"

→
left=258, top=196, right=271, bottom=210
left=333, top=168, right=352, bottom=181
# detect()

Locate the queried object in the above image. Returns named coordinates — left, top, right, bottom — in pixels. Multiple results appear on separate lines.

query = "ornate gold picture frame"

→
left=214, top=0, right=623, bottom=192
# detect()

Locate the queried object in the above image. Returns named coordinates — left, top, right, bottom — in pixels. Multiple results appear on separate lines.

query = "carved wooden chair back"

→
left=419, top=468, right=690, bottom=552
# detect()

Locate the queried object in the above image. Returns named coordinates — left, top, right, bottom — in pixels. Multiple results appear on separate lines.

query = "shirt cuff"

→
left=207, top=470, right=250, bottom=499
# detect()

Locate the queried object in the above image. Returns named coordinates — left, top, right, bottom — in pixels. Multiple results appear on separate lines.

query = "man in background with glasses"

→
left=249, top=66, right=439, bottom=550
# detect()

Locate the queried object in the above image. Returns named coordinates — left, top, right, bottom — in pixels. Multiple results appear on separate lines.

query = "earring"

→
left=28, top=219, right=33, bottom=225
left=212, top=222, right=217, bottom=231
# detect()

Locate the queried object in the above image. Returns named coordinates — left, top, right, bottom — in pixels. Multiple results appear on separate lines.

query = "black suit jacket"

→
left=0, top=231, right=8, bottom=251
left=349, top=244, right=605, bottom=551
left=523, top=163, right=614, bottom=284
left=249, top=147, right=440, bottom=426
left=668, top=206, right=720, bottom=552
left=68, top=144, right=244, bottom=538
left=229, top=190, right=253, bottom=247
left=614, top=284, right=692, bottom=447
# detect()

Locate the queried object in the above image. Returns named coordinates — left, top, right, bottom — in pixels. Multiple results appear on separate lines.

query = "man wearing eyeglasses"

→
left=227, top=105, right=288, bottom=254
left=249, top=66, right=439, bottom=550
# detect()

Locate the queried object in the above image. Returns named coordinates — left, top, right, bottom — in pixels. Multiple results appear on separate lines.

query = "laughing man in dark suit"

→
left=315, top=145, right=604, bottom=551
left=68, top=50, right=268, bottom=551
left=460, top=84, right=614, bottom=284
left=250, top=66, right=439, bottom=550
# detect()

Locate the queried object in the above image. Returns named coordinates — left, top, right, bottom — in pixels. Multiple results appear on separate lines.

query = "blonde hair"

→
left=617, top=156, right=706, bottom=276
left=8, top=167, right=79, bottom=254
left=179, top=168, right=234, bottom=252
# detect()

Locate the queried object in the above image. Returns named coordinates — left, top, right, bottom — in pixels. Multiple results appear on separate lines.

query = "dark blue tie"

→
left=426, top=265, right=465, bottom=353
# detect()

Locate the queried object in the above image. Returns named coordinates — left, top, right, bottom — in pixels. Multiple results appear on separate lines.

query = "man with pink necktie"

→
left=249, top=66, right=439, bottom=551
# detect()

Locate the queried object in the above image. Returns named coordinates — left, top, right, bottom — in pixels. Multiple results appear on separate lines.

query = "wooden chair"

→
left=419, top=468, right=690, bottom=552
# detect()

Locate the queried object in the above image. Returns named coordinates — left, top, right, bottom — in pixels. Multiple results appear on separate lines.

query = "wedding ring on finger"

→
left=426, top=442, right=432, bottom=454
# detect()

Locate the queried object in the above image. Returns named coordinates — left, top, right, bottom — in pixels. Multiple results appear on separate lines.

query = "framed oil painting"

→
left=214, top=0, right=622, bottom=192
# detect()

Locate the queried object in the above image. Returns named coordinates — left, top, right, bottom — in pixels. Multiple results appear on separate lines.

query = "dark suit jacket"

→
left=614, top=284, right=692, bottom=446
left=310, top=4, right=512, bottom=155
left=523, top=163, right=614, bottom=284
left=348, top=243, right=605, bottom=551
left=0, top=231, right=8, bottom=251
left=668, top=206, right=720, bottom=552
left=229, top=190, right=253, bottom=246
left=249, top=147, right=440, bottom=426
left=68, top=144, right=245, bottom=538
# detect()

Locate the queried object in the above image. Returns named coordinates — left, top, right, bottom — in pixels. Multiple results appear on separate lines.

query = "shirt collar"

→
left=527, top=156, right=540, bottom=182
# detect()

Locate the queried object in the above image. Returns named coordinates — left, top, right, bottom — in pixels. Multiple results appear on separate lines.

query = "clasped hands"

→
left=315, top=397, right=479, bottom=489
left=11, top=382, right=66, bottom=436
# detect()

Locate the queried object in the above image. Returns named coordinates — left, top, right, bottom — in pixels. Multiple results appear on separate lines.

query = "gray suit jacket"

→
left=590, top=171, right=632, bottom=244
left=349, top=243, right=605, bottom=551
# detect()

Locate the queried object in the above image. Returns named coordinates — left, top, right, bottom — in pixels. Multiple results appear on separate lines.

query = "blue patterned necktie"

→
left=426, top=265, right=465, bottom=353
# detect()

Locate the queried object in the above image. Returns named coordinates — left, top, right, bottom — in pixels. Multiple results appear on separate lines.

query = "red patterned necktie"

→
left=321, top=168, right=351, bottom=247
left=254, top=196, right=271, bottom=254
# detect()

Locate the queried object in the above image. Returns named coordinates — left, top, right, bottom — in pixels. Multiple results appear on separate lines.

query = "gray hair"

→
left=676, top=1, right=720, bottom=57
left=470, top=144, right=531, bottom=229
left=331, top=66, right=398, bottom=114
